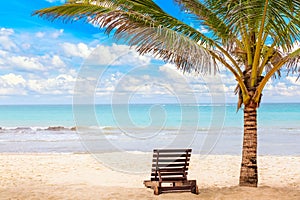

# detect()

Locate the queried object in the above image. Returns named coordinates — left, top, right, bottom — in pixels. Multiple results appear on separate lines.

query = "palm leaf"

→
left=34, top=1, right=221, bottom=73
left=173, top=0, right=232, bottom=40
left=34, top=0, right=300, bottom=106
left=286, top=47, right=300, bottom=78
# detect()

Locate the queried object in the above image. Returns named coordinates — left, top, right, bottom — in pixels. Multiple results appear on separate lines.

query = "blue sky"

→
left=0, top=0, right=300, bottom=105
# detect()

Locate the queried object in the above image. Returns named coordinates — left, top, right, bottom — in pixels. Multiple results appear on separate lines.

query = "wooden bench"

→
left=143, top=149, right=199, bottom=195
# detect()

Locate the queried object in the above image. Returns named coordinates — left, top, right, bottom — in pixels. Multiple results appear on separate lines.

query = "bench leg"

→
left=190, top=181, right=199, bottom=195
left=154, top=186, right=161, bottom=195
left=191, top=185, right=199, bottom=194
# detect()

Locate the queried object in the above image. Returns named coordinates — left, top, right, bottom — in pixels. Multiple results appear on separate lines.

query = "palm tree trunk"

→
left=239, top=103, right=258, bottom=187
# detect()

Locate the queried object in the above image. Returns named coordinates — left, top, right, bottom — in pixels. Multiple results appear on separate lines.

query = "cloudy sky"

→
left=1, top=0, right=300, bottom=105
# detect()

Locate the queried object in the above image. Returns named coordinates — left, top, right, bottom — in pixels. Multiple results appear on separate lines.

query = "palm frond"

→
left=34, top=0, right=217, bottom=74
left=33, top=3, right=113, bottom=23
left=173, top=0, right=232, bottom=41
left=91, top=10, right=216, bottom=73
left=34, top=0, right=300, bottom=107
left=286, top=47, right=300, bottom=77
left=261, top=46, right=283, bottom=78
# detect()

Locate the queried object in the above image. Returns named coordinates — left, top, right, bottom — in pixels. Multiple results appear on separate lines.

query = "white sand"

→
left=0, top=153, right=299, bottom=199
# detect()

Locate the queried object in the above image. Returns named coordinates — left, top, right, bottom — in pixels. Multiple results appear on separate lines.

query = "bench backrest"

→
left=150, top=149, right=192, bottom=181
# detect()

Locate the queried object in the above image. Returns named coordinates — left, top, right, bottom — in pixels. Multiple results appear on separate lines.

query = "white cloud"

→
left=87, top=44, right=120, bottom=65
left=286, top=76, right=300, bottom=85
left=8, top=56, right=44, bottom=71
left=28, top=74, right=76, bottom=94
left=263, top=80, right=300, bottom=97
left=0, top=50, right=7, bottom=56
left=94, top=63, right=215, bottom=103
left=35, top=29, right=64, bottom=39
left=51, top=29, right=64, bottom=38
left=0, top=73, right=27, bottom=95
left=62, top=42, right=152, bottom=66
left=0, top=72, right=78, bottom=96
left=61, top=42, right=93, bottom=58
left=0, top=28, right=18, bottom=50
left=45, top=0, right=66, bottom=3
left=0, top=29, right=74, bottom=73
left=0, top=88, right=27, bottom=96
left=0, top=73, right=26, bottom=87
left=35, top=32, right=45, bottom=38
left=51, top=55, right=66, bottom=68
left=1, top=25, right=299, bottom=103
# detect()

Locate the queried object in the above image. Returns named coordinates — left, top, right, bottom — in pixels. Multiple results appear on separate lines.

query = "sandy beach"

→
left=0, top=153, right=299, bottom=199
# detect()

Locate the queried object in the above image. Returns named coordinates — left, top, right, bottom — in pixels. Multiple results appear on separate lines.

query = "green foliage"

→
left=34, top=0, right=300, bottom=106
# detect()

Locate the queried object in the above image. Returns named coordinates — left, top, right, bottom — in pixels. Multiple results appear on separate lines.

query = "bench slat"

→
left=152, top=158, right=190, bottom=162
left=152, top=154, right=190, bottom=158
left=152, top=163, right=189, bottom=168
left=151, top=177, right=187, bottom=181
left=151, top=167, right=188, bottom=172
left=153, top=149, right=192, bottom=153
left=151, top=172, right=187, bottom=176
left=156, top=177, right=187, bottom=181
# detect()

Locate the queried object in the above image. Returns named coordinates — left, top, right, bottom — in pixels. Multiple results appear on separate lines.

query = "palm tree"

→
left=34, top=0, right=300, bottom=187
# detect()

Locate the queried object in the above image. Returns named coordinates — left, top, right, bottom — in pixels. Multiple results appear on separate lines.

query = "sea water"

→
left=0, top=103, right=299, bottom=155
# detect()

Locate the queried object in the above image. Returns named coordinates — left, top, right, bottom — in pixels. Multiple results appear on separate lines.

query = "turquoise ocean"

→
left=0, top=103, right=299, bottom=155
